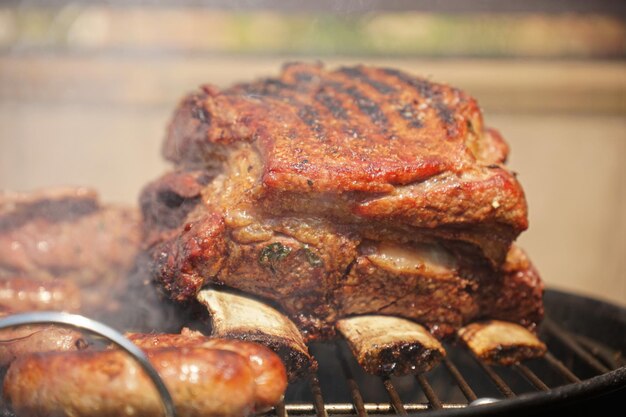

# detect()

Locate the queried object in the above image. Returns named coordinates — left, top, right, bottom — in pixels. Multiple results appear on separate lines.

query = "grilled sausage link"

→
left=126, top=331, right=287, bottom=412
left=3, top=347, right=256, bottom=417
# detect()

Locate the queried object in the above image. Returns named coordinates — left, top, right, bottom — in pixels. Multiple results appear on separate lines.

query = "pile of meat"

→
left=0, top=63, right=547, bottom=417
left=142, top=63, right=543, bottom=341
left=0, top=188, right=287, bottom=417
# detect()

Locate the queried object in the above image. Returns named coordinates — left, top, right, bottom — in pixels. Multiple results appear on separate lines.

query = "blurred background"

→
left=0, top=1, right=624, bottom=306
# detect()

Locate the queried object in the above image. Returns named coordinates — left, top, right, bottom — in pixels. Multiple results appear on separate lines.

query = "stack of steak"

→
left=142, top=62, right=544, bottom=347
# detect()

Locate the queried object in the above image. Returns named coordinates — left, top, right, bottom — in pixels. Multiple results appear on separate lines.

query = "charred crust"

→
left=297, top=105, right=326, bottom=140
left=397, top=103, right=424, bottom=129
left=314, top=89, right=348, bottom=120
left=343, top=86, right=388, bottom=128
left=220, top=330, right=315, bottom=380
left=484, top=345, right=546, bottom=365
left=337, top=66, right=396, bottom=94
left=369, top=343, right=444, bottom=376
left=191, top=106, right=211, bottom=124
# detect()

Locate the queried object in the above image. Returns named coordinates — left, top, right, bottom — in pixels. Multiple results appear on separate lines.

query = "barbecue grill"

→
left=1, top=289, right=624, bottom=417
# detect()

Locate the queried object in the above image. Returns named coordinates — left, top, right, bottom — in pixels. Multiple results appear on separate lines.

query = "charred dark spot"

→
left=297, top=105, right=326, bottom=140
left=191, top=106, right=211, bottom=124
left=315, top=89, right=348, bottom=120
left=337, top=66, right=396, bottom=94
left=487, top=164, right=500, bottom=169
left=433, top=102, right=457, bottom=136
left=345, top=86, right=388, bottom=128
left=398, top=103, right=423, bottom=129
left=293, top=159, right=310, bottom=171
left=307, top=179, right=314, bottom=187
left=434, top=102, right=455, bottom=126
left=141, top=188, right=201, bottom=231
left=158, top=190, right=185, bottom=209
left=382, top=68, right=435, bottom=99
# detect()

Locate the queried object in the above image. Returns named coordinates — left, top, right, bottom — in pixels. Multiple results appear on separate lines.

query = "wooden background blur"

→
left=0, top=2, right=624, bottom=307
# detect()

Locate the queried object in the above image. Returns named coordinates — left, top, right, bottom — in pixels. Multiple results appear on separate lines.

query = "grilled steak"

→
left=141, top=63, right=543, bottom=340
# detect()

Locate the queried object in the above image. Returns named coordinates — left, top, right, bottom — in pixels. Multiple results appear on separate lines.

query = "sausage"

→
left=0, top=277, right=81, bottom=313
left=0, top=323, right=87, bottom=367
left=3, top=347, right=256, bottom=417
left=126, top=330, right=287, bottom=412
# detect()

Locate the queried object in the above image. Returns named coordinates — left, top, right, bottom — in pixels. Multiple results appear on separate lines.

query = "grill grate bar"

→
left=544, top=351, right=582, bottom=383
left=308, top=374, right=329, bottom=417
left=416, top=374, right=443, bottom=410
left=336, top=345, right=369, bottom=417
left=382, top=377, right=408, bottom=415
left=282, top=403, right=467, bottom=414
left=513, top=363, right=550, bottom=391
left=442, top=357, right=478, bottom=401
left=471, top=354, right=515, bottom=398
left=573, top=334, right=624, bottom=370
left=543, top=319, right=610, bottom=374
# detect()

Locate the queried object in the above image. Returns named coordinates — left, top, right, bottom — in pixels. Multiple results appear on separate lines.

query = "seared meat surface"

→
left=142, top=63, right=543, bottom=340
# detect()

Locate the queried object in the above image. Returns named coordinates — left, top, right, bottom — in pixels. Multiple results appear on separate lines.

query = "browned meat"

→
left=0, top=187, right=141, bottom=314
left=0, top=278, right=81, bottom=313
left=3, top=347, right=257, bottom=417
left=458, top=320, right=547, bottom=365
left=0, top=318, right=87, bottom=367
left=162, top=63, right=527, bottom=265
left=337, top=241, right=544, bottom=338
left=336, top=315, right=446, bottom=375
left=141, top=63, right=543, bottom=342
left=127, top=329, right=287, bottom=412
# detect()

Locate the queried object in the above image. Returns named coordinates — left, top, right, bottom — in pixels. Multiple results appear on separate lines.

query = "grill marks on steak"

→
left=162, top=63, right=527, bottom=266
left=146, top=63, right=542, bottom=340
left=166, top=62, right=499, bottom=192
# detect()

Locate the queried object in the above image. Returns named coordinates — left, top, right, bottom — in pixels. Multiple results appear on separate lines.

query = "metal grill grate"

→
left=0, top=290, right=623, bottom=417
left=266, top=316, right=626, bottom=417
